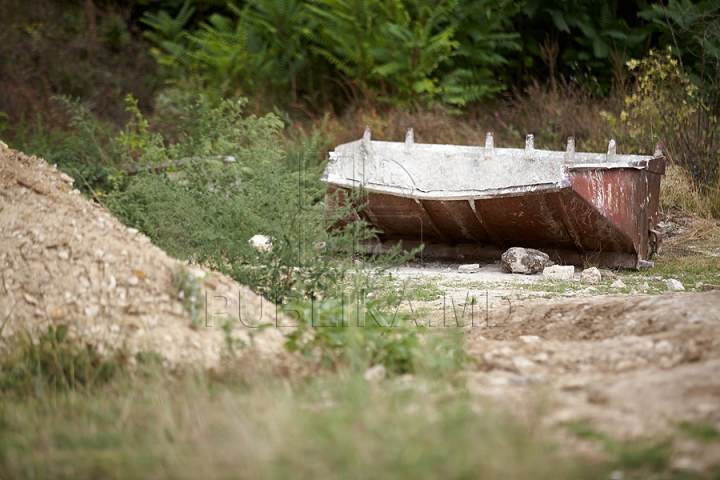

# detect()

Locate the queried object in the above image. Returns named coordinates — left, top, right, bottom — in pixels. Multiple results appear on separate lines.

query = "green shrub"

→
left=171, top=265, right=204, bottom=327
left=284, top=295, right=471, bottom=375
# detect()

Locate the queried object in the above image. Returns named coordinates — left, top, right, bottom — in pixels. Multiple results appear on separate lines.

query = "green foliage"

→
left=639, top=0, right=720, bottom=85
left=370, top=0, right=461, bottom=105
left=622, top=48, right=720, bottom=187
left=171, top=265, right=204, bottom=327
left=27, top=96, right=129, bottom=200
left=284, top=295, right=470, bottom=375
left=141, top=0, right=521, bottom=107
left=679, top=420, right=720, bottom=442
left=0, top=326, right=120, bottom=398
left=115, top=94, right=168, bottom=164
left=521, top=0, right=651, bottom=93
left=565, top=421, right=672, bottom=474
left=99, top=13, right=132, bottom=52
left=243, top=0, right=310, bottom=103
left=142, top=2, right=287, bottom=100
left=0, top=111, right=10, bottom=138
left=446, top=0, right=522, bottom=104
left=104, top=93, right=398, bottom=303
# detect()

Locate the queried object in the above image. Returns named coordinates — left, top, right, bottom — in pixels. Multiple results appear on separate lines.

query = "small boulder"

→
left=363, top=364, right=386, bottom=384
left=611, top=279, right=626, bottom=289
left=501, top=247, right=551, bottom=274
left=249, top=234, right=273, bottom=253
left=666, top=278, right=685, bottom=292
left=458, top=263, right=480, bottom=274
left=543, top=265, right=574, bottom=280
left=580, top=267, right=601, bottom=285
left=599, top=269, right=617, bottom=280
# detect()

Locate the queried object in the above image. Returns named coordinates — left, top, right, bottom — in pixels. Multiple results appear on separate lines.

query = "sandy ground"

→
left=0, top=144, right=287, bottom=369
left=391, top=258, right=720, bottom=471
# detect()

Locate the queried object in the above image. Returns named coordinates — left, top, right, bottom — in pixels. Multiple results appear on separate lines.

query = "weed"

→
left=679, top=421, right=720, bottom=443
left=0, top=325, right=121, bottom=398
left=171, top=265, right=203, bottom=327
left=283, top=294, right=471, bottom=375
left=566, top=421, right=674, bottom=475
left=0, top=365, right=587, bottom=480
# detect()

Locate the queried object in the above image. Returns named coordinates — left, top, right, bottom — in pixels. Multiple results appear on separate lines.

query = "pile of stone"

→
left=0, top=143, right=285, bottom=368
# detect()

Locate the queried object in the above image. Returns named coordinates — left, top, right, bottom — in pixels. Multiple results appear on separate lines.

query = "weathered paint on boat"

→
left=323, top=127, right=666, bottom=269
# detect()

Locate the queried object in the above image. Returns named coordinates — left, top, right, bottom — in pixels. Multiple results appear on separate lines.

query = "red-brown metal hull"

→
left=326, top=157, right=665, bottom=269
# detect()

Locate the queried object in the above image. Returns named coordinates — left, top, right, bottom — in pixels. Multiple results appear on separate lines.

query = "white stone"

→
left=57, top=250, right=69, bottom=260
left=363, top=364, right=387, bottom=384
left=250, top=234, right=273, bottom=253
left=512, top=357, right=536, bottom=371
left=458, top=263, right=480, bottom=274
left=187, top=267, right=206, bottom=280
left=666, top=278, right=685, bottom=291
left=543, top=265, right=574, bottom=280
left=611, top=279, right=626, bottom=289
left=59, top=172, right=75, bottom=185
left=23, top=293, right=39, bottom=305
left=500, top=247, right=551, bottom=274
left=519, top=335, right=541, bottom=344
left=580, top=267, right=601, bottom=285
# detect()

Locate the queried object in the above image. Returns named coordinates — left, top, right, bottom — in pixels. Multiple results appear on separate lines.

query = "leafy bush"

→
left=171, top=265, right=204, bottom=327
left=619, top=48, right=720, bottom=217
left=141, top=0, right=521, bottom=108
left=102, top=93, right=410, bottom=303
left=18, top=96, right=130, bottom=200
left=284, top=295, right=470, bottom=375
left=623, top=49, right=719, bottom=182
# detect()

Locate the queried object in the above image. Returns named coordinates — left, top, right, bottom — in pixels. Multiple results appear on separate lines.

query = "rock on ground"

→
left=363, top=364, right=387, bottom=383
left=458, top=263, right=480, bottom=274
left=667, top=278, right=685, bottom=292
left=581, top=267, right=602, bottom=285
left=543, top=265, right=575, bottom=280
left=501, top=247, right=551, bottom=275
left=249, top=234, right=273, bottom=253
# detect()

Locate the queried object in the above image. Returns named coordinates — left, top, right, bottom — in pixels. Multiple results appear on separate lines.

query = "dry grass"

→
left=661, top=164, right=716, bottom=219
left=319, top=79, right=633, bottom=154
left=0, top=362, right=593, bottom=480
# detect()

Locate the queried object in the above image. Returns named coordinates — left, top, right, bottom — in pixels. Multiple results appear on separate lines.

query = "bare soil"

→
left=392, top=216, right=720, bottom=472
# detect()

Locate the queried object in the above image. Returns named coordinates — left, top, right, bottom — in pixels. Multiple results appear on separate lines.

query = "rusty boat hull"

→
left=323, top=130, right=666, bottom=269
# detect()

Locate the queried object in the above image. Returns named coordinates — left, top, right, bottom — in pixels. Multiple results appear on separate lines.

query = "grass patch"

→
left=0, top=357, right=591, bottom=480
left=679, top=421, right=720, bottom=443
left=0, top=325, right=122, bottom=398
left=565, top=421, right=676, bottom=476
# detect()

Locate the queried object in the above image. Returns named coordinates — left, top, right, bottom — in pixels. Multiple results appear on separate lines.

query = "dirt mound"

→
left=0, top=143, right=285, bottom=368
left=465, top=291, right=720, bottom=464
left=471, top=291, right=720, bottom=373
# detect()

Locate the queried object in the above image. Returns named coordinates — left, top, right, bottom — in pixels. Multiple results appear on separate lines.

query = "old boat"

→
left=322, top=127, right=666, bottom=269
